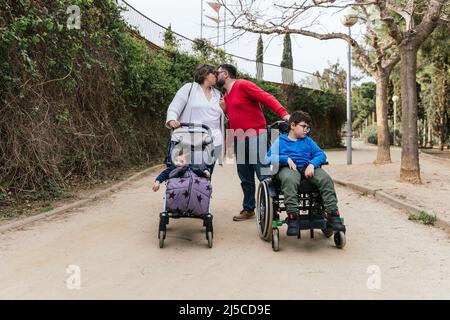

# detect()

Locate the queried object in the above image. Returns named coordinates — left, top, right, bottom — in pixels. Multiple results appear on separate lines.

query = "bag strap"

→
left=179, top=82, right=194, bottom=121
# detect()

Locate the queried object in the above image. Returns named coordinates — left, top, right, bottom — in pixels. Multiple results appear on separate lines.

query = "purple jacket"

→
left=165, top=166, right=212, bottom=216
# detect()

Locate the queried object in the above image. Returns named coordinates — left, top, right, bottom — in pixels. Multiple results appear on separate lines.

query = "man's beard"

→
left=216, top=78, right=225, bottom=87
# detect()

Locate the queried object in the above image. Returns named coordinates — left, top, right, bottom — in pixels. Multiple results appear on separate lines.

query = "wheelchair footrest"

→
left=298, top=218, right=327, bottom=230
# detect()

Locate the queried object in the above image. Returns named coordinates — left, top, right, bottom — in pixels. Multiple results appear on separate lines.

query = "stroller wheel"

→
left=334, top=231, right=346, bottom=249
left=207, top=231, right=213, bottom=248
left=271, top=228, right=279, bottom=252
left=159, top=230, right=166, bottom=248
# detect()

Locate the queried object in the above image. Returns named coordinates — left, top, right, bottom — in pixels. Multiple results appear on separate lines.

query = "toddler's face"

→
left=174, top=154, right=187, bottom=167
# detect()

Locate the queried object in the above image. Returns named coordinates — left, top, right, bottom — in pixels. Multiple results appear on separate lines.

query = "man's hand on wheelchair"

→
left=305, top=164, right=315, bottom=178
left=287, top=157, right=297, bottom=170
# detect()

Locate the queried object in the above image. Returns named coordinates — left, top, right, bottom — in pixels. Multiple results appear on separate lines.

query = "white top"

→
left=166, top=82, right=224, bottom=147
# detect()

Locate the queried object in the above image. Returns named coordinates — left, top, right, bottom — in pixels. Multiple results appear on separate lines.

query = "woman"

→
left=166, top=64, right=225, bottom=173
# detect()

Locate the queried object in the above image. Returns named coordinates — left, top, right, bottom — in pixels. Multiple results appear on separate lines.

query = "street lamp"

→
left=341, top=10, right=358, bottom=165
left=392, top=95, right=399, bottom=146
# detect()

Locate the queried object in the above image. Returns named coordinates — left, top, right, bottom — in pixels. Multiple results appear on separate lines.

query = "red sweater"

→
left=224, top=80, right=288, bottom=138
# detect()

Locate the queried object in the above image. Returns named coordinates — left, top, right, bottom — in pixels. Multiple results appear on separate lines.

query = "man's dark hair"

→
left=218, top=64, right=237, bottom=79
left=289, top=110, right=312, bottom=129
left=194, top=64, right=216, bottom=84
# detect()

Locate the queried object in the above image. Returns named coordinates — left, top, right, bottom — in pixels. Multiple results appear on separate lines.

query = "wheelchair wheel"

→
left=271, top=228, right=279, bottom=252
left=334, top=231, right=346, bottom=249
left=159, top=230, right=166, bottom=248
left=256, top=180, right=273, bottom=241
left=207, top=231, right=213, bottom=248
left=322, top=228, right=333, bottom=238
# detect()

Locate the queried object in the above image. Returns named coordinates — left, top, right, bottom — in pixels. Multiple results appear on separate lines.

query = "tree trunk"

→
left=428, top=125, right=432, bottom=148
left=423, top=119, right=427, bottom=147
left=399, top=45, right=421, bottom=183
left=374, top=75, right=391, bottom=164
left=438, top=119, right=444, bottom=151
left=436, top=70, right=449, bottom=151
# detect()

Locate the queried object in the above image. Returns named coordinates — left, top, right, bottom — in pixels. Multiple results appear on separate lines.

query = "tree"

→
left=192, top=38, right=233, bottom=65
left=281, top=33, right=294, bottom=84
left=352, top=82, right=376, bottom=131
left=315, top=61, right=347, bottom=95
left=220, top=0, right=448, bottom=182
left=378, top=0, right=448, bottom=182
left=256, top=34, right=264, bottom=80
left=163, top=24, right=178, bottom=51
left=418, top=22, right=449, bottom=150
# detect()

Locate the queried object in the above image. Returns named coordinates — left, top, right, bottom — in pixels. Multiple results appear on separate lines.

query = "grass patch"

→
left=408, top=211, right=437, bottom=225
left=40, top=203, right=54, bottom=213
left=0, top=209, right=16, bottom=221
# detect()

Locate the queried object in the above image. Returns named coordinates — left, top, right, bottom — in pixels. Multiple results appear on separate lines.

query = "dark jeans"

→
left=234, top=132, right=270, bottom=211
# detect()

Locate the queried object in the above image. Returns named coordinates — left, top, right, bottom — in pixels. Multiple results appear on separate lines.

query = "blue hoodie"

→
left=265, top=134, right=327, bottom=169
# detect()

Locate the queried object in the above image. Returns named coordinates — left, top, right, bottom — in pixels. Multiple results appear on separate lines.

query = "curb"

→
left=0, top=164, right=165, bottom=234
left=419, top=150, right=450, bottom=162
left=334, top=178, right=450, bottom=236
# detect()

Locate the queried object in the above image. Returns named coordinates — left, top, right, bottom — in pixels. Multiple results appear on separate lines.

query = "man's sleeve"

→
left=308, top=138, right=327, bottom=168
left=242, top=80, right=288, bottom=118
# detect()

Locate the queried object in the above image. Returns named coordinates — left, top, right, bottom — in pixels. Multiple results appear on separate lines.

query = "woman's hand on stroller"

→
left=287, top=157, right=297, bottom=171
left=152, top=181, right=161, bottom=192
left=168, top=120, right=181, bottom=129
left=305, top=164, right=315, bottom=178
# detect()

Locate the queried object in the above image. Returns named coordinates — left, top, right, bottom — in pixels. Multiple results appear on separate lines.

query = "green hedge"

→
left=362, top=125, right=401, bottom=145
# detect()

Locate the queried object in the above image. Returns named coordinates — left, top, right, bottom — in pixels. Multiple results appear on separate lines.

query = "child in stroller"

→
left=152, top=151, right=210, bottom=192
left=155, top=123, right=215, bottom=248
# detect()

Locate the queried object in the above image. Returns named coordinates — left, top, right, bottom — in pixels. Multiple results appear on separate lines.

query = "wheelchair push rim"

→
left=256, top=180, right=273, bottom=241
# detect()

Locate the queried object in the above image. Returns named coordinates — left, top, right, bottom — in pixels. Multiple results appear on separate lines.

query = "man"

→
left=216, top=64, right=290, bottom=221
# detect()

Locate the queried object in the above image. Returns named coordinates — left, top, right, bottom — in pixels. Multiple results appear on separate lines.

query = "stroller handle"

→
left=175, top=122, right=213, bottom=136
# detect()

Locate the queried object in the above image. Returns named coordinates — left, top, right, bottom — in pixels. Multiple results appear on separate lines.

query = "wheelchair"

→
left=255, top=121, right=346, bottom=251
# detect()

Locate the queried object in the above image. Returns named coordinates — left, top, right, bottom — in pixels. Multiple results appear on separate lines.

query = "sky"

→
left=121, top=0, right=369, bottom=86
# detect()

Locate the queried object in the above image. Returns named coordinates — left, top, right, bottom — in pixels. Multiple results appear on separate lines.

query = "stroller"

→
left=158, top=123, right=215, bottom=248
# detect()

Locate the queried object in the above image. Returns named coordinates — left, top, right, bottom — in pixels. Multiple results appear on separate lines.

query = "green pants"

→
left=276, top=166, right=338, bottom=214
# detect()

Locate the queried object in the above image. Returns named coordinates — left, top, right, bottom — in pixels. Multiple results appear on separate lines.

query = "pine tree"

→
left=281, top=33, right=293, bottom=84
left=256, top=35, right=264, bottom=80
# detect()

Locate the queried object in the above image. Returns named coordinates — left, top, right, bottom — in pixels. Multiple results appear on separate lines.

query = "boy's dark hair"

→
left=289, top=111, right=312, bottom=129
left=194, top=64, right=216, bottom=84
left=218, top=64, right=237, bottom=79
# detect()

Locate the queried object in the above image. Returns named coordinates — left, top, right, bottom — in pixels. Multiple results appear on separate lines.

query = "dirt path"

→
left=0, top=163, right=449, bottom=299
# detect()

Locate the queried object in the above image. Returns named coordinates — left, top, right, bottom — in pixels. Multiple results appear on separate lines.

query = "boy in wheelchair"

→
left=265, top=110, right=345, bottom=236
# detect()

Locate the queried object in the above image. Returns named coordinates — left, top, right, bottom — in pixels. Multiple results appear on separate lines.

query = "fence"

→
left=117, top=0, right=321, bottom=90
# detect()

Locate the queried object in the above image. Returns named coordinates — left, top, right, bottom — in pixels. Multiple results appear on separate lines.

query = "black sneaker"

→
left=286, top=213, right=299, bottom=236
left=326, top=209, right=346, bottom=232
